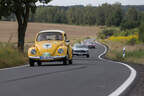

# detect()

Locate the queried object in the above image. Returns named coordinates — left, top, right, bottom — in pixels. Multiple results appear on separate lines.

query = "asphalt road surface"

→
left=0, top=43, right=136, bottom=96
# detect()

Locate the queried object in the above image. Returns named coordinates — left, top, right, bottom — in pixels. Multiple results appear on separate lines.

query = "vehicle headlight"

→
left=58, top=48, right=64, bottom=54
left=31, top=49, right=36, bottom=55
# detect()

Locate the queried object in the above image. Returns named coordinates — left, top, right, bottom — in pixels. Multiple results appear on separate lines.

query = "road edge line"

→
left=96, top=41, right=137, bottom=96
left=0, top=65, right=28, bottom=71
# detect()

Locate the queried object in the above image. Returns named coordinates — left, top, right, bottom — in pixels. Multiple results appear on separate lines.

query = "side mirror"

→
left=66, top=40, right=70, bottom=42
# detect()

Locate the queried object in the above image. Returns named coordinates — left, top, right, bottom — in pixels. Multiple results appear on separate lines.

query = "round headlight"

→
left=58, top=48, right=64, bottom=54
left=31, top=49, right=36, bottom=55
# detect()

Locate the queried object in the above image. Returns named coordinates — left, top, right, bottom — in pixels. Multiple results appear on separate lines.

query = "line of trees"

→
left=1, top=3, right=144, bottom=30
left=31, top=3, right=144, bottom=30
left=31, top=3, right=123, bottom=26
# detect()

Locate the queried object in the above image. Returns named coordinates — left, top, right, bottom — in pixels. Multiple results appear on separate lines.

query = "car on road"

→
left=83, top=39, right=96, bottom=49
left=72, top=44, right=90, bottom=58
left=87, top=42, right=96, bottom=49
left=28, top=30, right=73, bottom=66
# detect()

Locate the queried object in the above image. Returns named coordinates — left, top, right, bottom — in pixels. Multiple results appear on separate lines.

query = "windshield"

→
left=37, top=32, right=63, bottom=41
left=75, top=45, right=88, bottom=48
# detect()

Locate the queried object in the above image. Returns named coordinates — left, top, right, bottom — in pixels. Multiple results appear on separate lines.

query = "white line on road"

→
left=96, top=42, right=137, bottom=96
left=0, top=65, right=28, bottom=71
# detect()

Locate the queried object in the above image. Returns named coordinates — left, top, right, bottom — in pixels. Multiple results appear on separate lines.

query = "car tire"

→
left=38, top=61, right=42, bottom=66
left=63, top=58, right=68, bottom=65
left=69, top=60, right=73, bottom=64
left=86, top=54, right=90, bottom=58
left=29, top=59, right=35, bottom=67
left=63, top=53, right=70, bottom=65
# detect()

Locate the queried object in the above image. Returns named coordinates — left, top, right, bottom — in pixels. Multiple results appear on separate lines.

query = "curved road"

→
left=0, top=43, right=136, bottom=96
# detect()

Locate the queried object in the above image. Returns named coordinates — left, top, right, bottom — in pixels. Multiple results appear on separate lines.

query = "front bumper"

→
left=73, top=51, right=88, bottom=55
left=88, top=45, right=95, bottom=48
left=29, top=56, right=66, bottom=61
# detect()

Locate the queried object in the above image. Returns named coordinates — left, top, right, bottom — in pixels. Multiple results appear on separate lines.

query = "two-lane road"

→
left=0, top=43, right=136, bottom=96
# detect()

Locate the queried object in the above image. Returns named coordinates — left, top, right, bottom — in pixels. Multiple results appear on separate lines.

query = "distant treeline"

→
left=1, top=3, right=144, bottom=30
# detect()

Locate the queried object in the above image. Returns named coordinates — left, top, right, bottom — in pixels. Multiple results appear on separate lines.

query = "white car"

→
left=72, top=44, right=90, bottom=58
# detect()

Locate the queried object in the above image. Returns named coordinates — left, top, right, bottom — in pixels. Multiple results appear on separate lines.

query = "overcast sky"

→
left=37, top=0, right=144, bottom=6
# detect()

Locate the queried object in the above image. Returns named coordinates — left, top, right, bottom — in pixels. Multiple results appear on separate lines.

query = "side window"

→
left=64, top=34, right=67, bottom=41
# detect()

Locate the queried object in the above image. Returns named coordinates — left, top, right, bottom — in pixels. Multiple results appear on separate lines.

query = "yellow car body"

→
left=28, top=30, right=73, bottom=66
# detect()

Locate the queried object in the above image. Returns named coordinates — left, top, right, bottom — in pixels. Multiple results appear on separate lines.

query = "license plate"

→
left=40, top=56, right=53, bottom=60
left=77, top=53, right=84, bottom=54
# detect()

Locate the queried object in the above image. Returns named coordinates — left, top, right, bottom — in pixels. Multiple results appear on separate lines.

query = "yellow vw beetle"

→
left=28, top=30, right=73, bottom=66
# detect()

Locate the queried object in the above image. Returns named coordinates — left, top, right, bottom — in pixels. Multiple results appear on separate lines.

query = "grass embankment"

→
left=98, top=27, right=144, bottom=64
left=0, top=43, right=27, bottom=69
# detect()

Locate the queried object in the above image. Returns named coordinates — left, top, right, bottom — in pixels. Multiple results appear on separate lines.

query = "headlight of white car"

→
left=58, top=48, right=64, bottom=54
left=31, top=49, right=36, bottom=55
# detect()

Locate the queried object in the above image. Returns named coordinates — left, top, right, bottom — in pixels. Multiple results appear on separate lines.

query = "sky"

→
left=37, top=0, right=144, bottom=6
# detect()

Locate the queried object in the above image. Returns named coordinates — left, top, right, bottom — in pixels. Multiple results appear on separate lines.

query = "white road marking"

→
left=0, top=65, right=28, bottom=71
left=96, top=42, right=137, bottom=96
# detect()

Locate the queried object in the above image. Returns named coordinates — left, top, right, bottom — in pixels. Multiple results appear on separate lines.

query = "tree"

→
left=66, top=7, right=78, bottom=25
left=139, top=23, right=144, bottom=42
left=96, top=3, right=112, bottom=25
left=95, top=6, right=106, bottom=25
left=121, top=8, right=140, bottom=30
left=106, top=3, right=123, bottom=26
left=83, top=6, right=96, bottom=25
left=0, top=0, right=51, bottom=52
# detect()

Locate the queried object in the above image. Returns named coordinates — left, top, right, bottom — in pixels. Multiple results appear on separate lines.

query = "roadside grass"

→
left=97, top=26, right=144, bottom=64
left=126, top=49, right=144, bottom=58
left=102, top=40, right=144, bottom=64
left=0, top=43, right=27, bottom=69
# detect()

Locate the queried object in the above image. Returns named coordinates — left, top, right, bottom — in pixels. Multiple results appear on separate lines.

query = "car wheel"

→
left=38, top=61, right=42, bottom=66
left=63, top=57, right=68, bottom=65
left=69, top=60, right=73, bottom=64
left=86, top=54, right=90, bottom=58
left=29, top=59, right=35, bottom=67
left=63, top=53, right=70, bottom=65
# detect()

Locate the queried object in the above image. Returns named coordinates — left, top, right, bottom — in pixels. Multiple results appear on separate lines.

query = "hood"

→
left=35, top=41, right=64, bottom=56
left=73, top=47, right=88, bottom=51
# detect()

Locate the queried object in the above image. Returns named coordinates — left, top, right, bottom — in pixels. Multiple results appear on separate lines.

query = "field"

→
left=0, top=21, right=100, bottom=43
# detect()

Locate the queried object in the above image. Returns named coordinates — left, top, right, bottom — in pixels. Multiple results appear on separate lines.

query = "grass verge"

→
left=97, top=27, right=144, bottom=65
left=0, top=43, right=27, bottom=69
left=100, top=39, right=144, bottom=64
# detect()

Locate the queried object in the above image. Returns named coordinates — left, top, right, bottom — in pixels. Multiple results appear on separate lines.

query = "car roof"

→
left=39, top=30, right=65, bottom=34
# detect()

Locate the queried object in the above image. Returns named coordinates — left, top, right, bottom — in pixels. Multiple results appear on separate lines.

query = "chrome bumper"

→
left=29, top=56, right=66, bottom=60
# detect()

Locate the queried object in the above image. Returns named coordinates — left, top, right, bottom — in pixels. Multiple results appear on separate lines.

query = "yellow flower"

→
left=108, top=35, right=138, bottom=41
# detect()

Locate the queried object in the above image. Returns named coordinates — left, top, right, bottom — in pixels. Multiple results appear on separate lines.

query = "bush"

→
left=127, top=38, right=137, bottom=45
left=0, top=43, right=27, bottom=69
left=99, top=29, right=115, bottom=39
left=139, top=23, right=144, bottom=42
left=120, top=20, right=139, bottom=30
left=115, top=51, right=124, bottom=61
